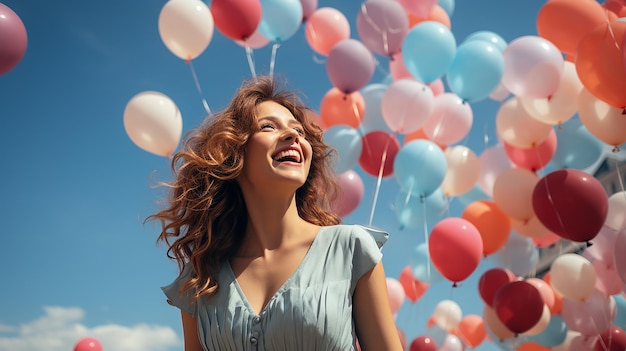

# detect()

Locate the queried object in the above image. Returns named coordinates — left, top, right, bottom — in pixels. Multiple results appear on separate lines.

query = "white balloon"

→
left=550, top=253, right=596, bottom=301
left=158, top=0, right=214, bottom=60
left=124, top=91, right=183, bottom=157
left=606, top=191, right=626, bottom=230
left=433, top=299, right=462, bottom=331
left=441, top=145, right=480, bottom=196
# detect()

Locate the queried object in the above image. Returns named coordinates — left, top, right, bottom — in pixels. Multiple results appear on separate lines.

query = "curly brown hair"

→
left=148, top=76, right=342, bottom=300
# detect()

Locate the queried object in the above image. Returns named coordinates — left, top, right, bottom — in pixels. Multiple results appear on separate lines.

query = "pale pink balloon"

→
left=305, top=7, right=350, bottom=56
left=428, top=79, right=445, bottom=96
left=332, top=170, right=364, bottom=217
left=386, top=277, right=405, bottom=313
left=381, top=78, right=434, bottom=133
left=235, top=28, right=270, bottom=49
left=422, top=93, right=473, bottom=146
left=356, top=0, right=409, bottom=57
left=578, top=87, right=626, bottom=147
left=389, top=53, right=413, bottom=80
left=326, top=39, right=375, bottom=94
left=593, top=259, right=623, bottom=296
left=300, top=0, right=318, bottom=20
left=158, top=0, right=215, bottom=60
left=561, top=290, right=616, bottom=337
left=496, top=97, right=553, bottom=148
left=489, top=82, right=510, bottom=102
left=512, top=216, right=552, bottom=239
left=502, top=35, right=565, bottom=99
left=397, top=0, right=437, bottom=17
left=584, top=225, right=619, bottom=264
left=493, top=167, right=539, bottom=222
left=615, top=229, right=626, bottom=285
left=478, top=143, right=512, bottom=197
left=441, top=145, right=480, bottom=196
left=606, top=191, right=626, bottom=231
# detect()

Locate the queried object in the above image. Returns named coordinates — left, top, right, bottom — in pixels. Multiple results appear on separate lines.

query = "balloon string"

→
left=368, top=135, right=392, bottom=226
left=269, top=42, right=281, bottom=78
left=245, top=46, right=257, bottom=79
left=421, top=192, right=432, bottom=281
left=542, top=173, right=569, bottom=239
left=359, top=2, right=403, bottom=56
left=604, top=11, right=621, bottom=53
left=187, top=60, right=211, bottom=115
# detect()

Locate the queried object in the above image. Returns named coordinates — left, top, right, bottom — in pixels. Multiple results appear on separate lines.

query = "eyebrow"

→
left=257, top=115, right=302, bottom=126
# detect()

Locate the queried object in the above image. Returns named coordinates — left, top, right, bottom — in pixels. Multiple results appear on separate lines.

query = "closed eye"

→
left=260, top=122, right=275, bottom=131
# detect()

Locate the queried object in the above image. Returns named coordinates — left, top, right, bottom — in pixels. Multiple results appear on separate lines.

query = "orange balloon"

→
left=320, top=87, right=365, bottom=128
left=537, top=0, right=616, bottom=58
left=461, top=200, right=511, bottom=255
left=457, top=314, right=486, bottom=348
left=541, top=272, right=563, bottom=314
left=576, top=20, right=626, bottom=109
left=604, top=0, right=626, bottom=17
left=398, top=265, right=429, bottom=302
left=408, top=5, right=451, bottom=29
left=404, top=128, right=446, bottom=150
left=517, top=342, right=551, bottom=351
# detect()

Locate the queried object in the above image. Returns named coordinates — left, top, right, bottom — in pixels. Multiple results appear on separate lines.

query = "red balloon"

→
left=210, top=0, right=262, bottom=41
left=594, top=326, right=626, bottom=351
left=493, top=280, right=544, bottom=334
left=74, top=337, right=103, bottom=351
left=503, top=128, right=557, bottom=172
left=428, top=217, right=483, bottom=285
left=410, top=335, right=437, bottom=351
left=532, top=169, right=608, bottom=242
left=358, top=131, right=400, bottom=178
left=0, top=3, right=28, bottom=75
left=478, top=268, right=517, bottom=307
left=398, top=265, right=429, bottom=302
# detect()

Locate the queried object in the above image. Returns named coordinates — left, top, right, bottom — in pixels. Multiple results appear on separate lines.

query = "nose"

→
left=283, top=128, right=299, bottom=142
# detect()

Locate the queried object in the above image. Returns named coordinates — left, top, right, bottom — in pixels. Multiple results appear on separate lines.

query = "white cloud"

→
left=0, top=306, right=182, bottom=351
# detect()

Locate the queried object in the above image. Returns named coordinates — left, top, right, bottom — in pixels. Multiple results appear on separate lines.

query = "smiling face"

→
left=237, top=100, right=313, bottom=194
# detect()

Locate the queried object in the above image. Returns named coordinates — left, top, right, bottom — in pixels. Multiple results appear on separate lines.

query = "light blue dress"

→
left=162, top=224, right=388, bottom=351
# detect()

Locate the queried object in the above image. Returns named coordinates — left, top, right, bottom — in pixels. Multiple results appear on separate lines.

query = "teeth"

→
left=274, top=149, right=301, bottom=162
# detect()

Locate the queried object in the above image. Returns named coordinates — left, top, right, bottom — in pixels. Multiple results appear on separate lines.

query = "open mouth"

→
left=273, top=149, right=302, bottom=163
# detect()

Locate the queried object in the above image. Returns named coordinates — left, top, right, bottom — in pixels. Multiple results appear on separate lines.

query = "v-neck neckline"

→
left=226, top=226, right=327, bottom=317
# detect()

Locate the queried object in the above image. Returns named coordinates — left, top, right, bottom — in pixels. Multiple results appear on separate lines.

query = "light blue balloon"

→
left=497, top=231, right=538, bottom=276
left=394, top=188, right=448, bottom=230
left=360, top=83, right=392, bottom=134
left=527, top=314, right=568, bottom=347
left=552, top=119, right=605, bottom=170
left=447, top=40, right=504, bottom=102
left=402, top=21, right=456, bottom=83
left=258, top=0, right=303, bottom=42
left=614, top=293, right=626, bottom=329
left=323, top=125, right=363, bottom=174
left=437, top=0, right=455, bottom=17
left=411, top=242, right=444, bottom=283
left=393, top=139, right=448, bottom=197
left=464, top=30, right=507, bottom=53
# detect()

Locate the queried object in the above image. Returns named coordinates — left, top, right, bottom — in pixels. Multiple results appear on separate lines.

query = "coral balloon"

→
left=428, top=217, right=483, bottom=286
left=398, top=0, right=437, bottom=17
left=532, top=169, right=608, bottom=242
left=305, top=7, right=350, bottom=56
left=503, top=128, right=557, bottom=172
left=478, top=267, right=517, bottom=307
left=358, top=131, right=400, bottom=177
left=493, top=167, right=539, bottom=222
left=493, top=280, right=544, bottom=334
left=578, top=87, right=626, bottom=148
left=326, top=39, right=376, bottom=94
left=408, top=5, right=451, bottom=29
left=332, top=170, right=364, bottom=217
left=320, top=88, right=365, bottom=128
left=123, top=91, right=183, bottom=157
left=462, top=200, right=511, bottom=256
left=398, top=265, right=429, bottom=302
left=356, top=0, right=409, bottom=58
left=457, top=314, right=486, bottom=348
left=74, top=337, right=103, bottom=351
left=576, top=20, right=626, bottom=109
left=210, top=0, right=262, bottom=41
left=0, top=3, right=27, bottom=75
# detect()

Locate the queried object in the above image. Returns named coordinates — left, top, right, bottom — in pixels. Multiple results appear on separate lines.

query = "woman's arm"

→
left=353, top=261, right=404, bottom=351
left=181, top=311, right=204, bottom=351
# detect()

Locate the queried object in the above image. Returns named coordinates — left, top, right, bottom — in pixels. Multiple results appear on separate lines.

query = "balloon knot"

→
left=452, top=282, right=458, bottom=288
left=613, top=145, right=621, bottom=153
left=185, top=58, right=191, bottom=65
left=342, top=94, right=348, bottom=101
left=622, top=108, right=626, bottom=115
left=557, top=122, right=563, bottom=130
left=586, top=241, right=593, bottom=247
left=547, top=95, right=552, bottom=102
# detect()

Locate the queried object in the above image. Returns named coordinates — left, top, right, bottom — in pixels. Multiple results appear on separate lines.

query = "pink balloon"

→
left=74, top=337, right=103, bottom=351
left=356, top=0, right=409, bottom=58
left=429, top=217, right=483, bottom=286
left=428, top=79, right=445, bottom=96
left=561, top=290, right=616, bottom=337
left=0, top=3, right=28, bottom=75
left=397, top=0, right=437, bottom=17
left=332, top=170, right=364, bottom=217
left=584, top=226, right=619, bottom=264
left=381, top=79, right=434, bottom=133
left=478, top=143, right=512, bottom=197
left=503, top=128, right=557, bottom=172
left=386, top=277, right=406, bottom=313
left=615, top=229, right=626, bottom=285
left=300, top=0, right=318, bottom=21
left=235, top=28, right=270, bottom=49
left=389, top=53, right=413, bottom=80
left=326, top=39, right=375, bottom=94
left=305, top=7, right=350, bottom=56
left=593, top=259, right=623, bottom=296
left=422, top=93, right=473, bottom=146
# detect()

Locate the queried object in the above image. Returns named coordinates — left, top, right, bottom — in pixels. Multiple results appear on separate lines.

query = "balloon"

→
left=422, top=93, right=473, bottom=146
left=0, top=3, right=27, bottom=75
left=433, top=299, right=462, bottom=331
left=462, top=200, right=511, bottom=256
left=304, top=7, right=350, bottom=56
left=211, top=0, right=262, bottom=41
left=257, top=0, right=303, bottom=42
left=332, top=170, right=364, bottom=217
left=478, top=267, right=517, bottom=307
left=614, top=293, right=626, bottom=330
left=584, top=225, right=619, bottom=264
left=358, top=131, right=400, bottom=177
left=411, top=242, right=445, bottom=284
left=410, top=335, right=437, bottom=351
left=524, top=304, right=551, bottom=336
left=398, top=0, right=437, bottom=17
left=439, top=334, right=463, bottom=351
left=517, top=342, right=551, bottom=351
left=393, top=139, right=447, bottom=197
left=537, top=0, right=614, bottom=58
left=493, top=280, right=544, bottom=334
left=360, top=83, right=392, bottom=134
left=447, top=40, right=504, bottom=102
left=398, top=265, right=429, bottom=302
left=234, top=28, right=270, bottom=49
left=549, top=253, right=597, bottom=301
left=389, top=53, right=414, bottom=81
left=326, top=39, right=376, bottom=94
left=477, top=143, right=512, bottom=197
left=74, top=337, right=103, bottom=351
left=492, top=167, right=539, bottom=222
left=394, top=188, right=448, bottom=230
left=531, top=231, right=560, bottom=247
left=437, top=0, right=454, bottom=17
left=526, top=278, right=555, bottom=312
left=502, top=35, right=564, bottom=99
left=386, top=277, right=406, bottom=313
left=606, top=191, right=626, bottom=231
left=532, top=169, right=608, bottom=242
left=489, top=82, right=510, bottom=102
left=158, top=0, right=214, bottom=61
left=483, top=304, right=515, bottom=341
left=576, top=20, right=626, bottom=109
left=496, top=97, right=553, bottom=148
left=123, top=91, right=183, bottom=157
left=497, top=231, right=539, bottom=277
left=402, top=21, right=456, bottom=83
left=440, top=145, right=480, bottom=196
left=541, top=272, right=564, bottom=315
left=404, top=128, right=445, bottom=150
left=615, top=229, right=626, bottom=285
left=551, top=117, right=606, bottom=170
left=594, top=326, right=626, bottom=351
left=408, top=6, right=451, bottom=30
left=320, top=88, right=365, bottom=129
left=457, top=314, right=486, bottom=348
left=593, top=259, right=623, bottom=296
left=464, top=30, right=507, bottom=53
left=300, top=0, right=318, bottom=21
left=527, top=314, right=567, bottom=347
left=578, top=87, right=626, bottom=148
left=503, top=128, right=557, bottom=172
left=428, top=217, right=483, bottom=285
left=561, top=290, right=616, bottom=337
left=512, top=216, right=552, bottom=239
left=381, top=79, right=434, bottom=134
left=324, top=125, right=362, bottom=173
left=356, top=0, right=409, bottom=58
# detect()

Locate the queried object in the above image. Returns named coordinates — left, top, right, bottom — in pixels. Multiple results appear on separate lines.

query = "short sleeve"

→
left=161, top=263, right=196, bottom=316
left=351, top=225, right=388, bottom=290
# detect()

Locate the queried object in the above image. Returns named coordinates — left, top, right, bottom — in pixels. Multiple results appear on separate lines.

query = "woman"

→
left=150, top=76, right=403, bottom=350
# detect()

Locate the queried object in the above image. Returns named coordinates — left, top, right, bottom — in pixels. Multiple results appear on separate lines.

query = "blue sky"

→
left=0, top=0, right=592, bottom=350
